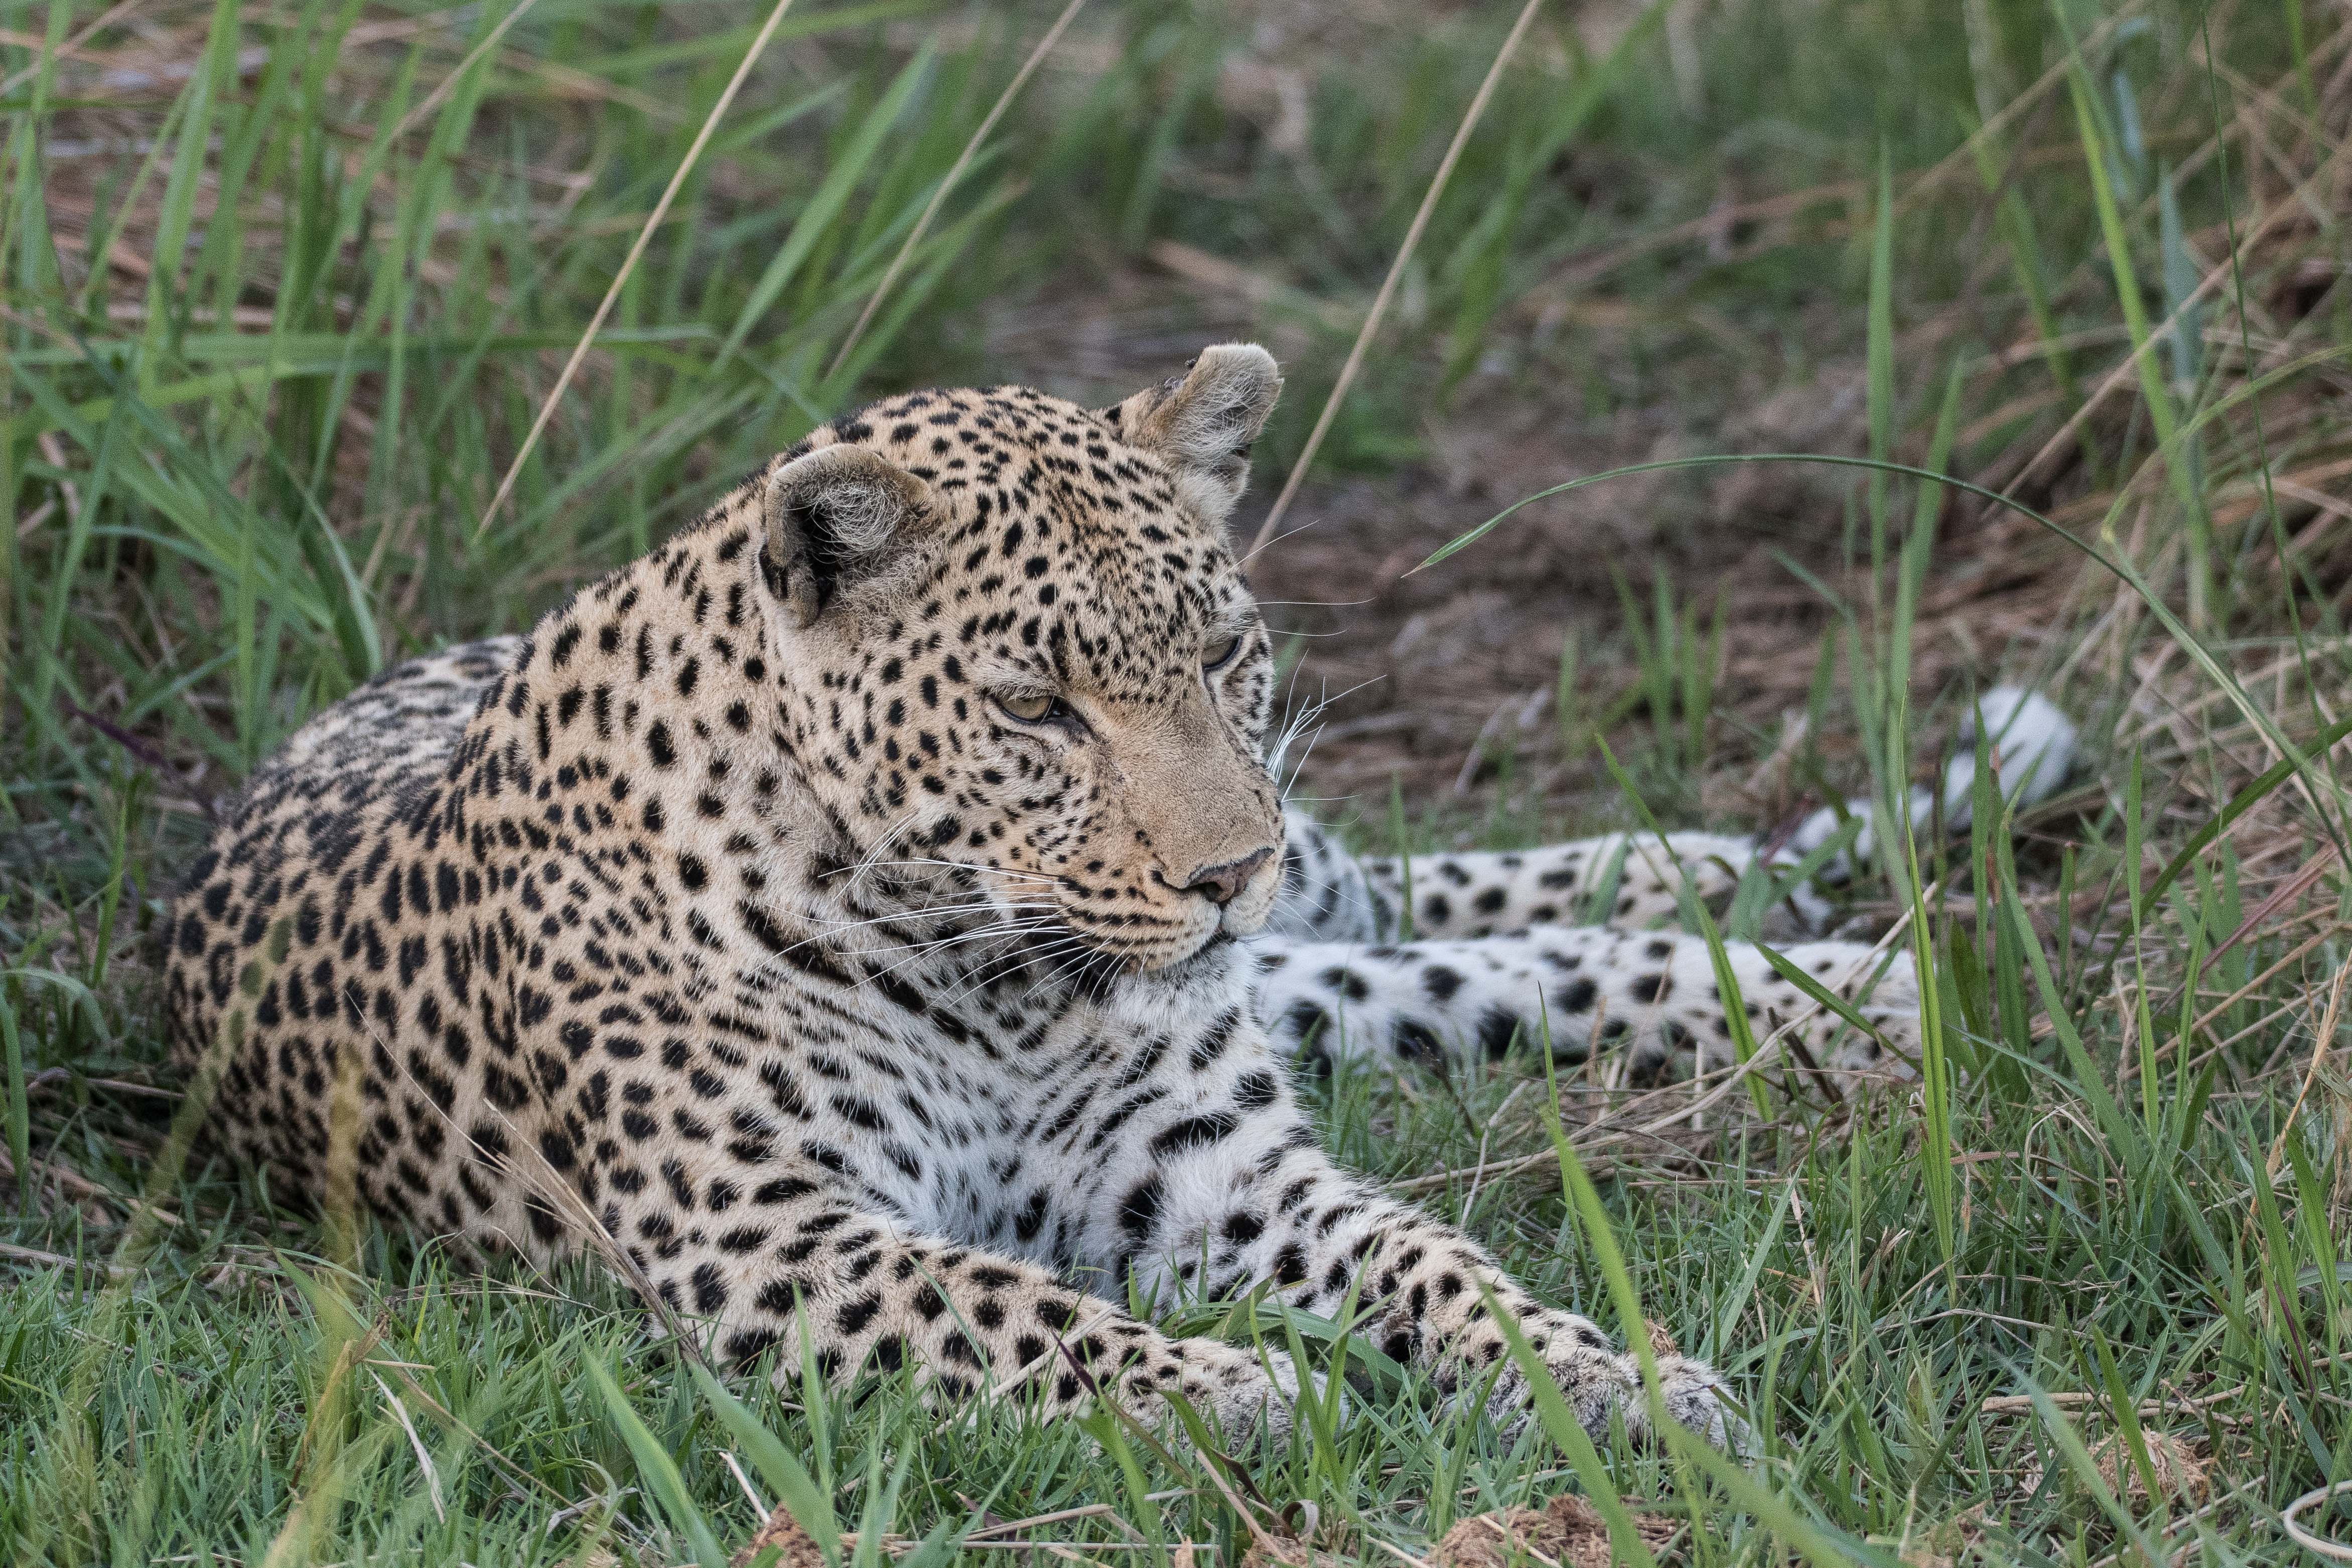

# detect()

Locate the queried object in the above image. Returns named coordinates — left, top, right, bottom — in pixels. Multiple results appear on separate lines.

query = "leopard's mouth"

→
left=1138, top=929, right=1239, bottom=987
left=1018, top=913, right=1220, bottom=981
left=969, top=854, right=1274, bottom=978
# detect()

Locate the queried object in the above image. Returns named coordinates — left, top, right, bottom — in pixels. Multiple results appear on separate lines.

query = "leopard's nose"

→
left=1182, top=846, right=1274, bottom=906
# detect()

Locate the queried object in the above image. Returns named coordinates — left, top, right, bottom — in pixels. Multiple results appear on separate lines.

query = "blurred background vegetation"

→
left=5, top=0, right=2352, bottom=1562
left=4, top=0, right=2343, bottom=818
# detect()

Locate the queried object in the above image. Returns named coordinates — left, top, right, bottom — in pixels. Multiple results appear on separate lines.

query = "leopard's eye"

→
left=1202, top=632, right=1243, bottom=672
left=995, top=691, right=1060, bottom=724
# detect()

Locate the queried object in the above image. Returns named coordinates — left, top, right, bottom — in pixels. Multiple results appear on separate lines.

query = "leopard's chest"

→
left=476, top=816, right=1281, bottom=1251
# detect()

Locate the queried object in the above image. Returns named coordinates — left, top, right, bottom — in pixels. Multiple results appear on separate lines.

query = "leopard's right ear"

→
left=758, top=444, right=933, bottom=627
left=1101, top=343, right=1282, bottom=526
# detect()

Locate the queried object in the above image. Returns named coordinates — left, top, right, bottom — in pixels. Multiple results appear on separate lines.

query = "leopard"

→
left=158, top=339, right=2068, bottom=1457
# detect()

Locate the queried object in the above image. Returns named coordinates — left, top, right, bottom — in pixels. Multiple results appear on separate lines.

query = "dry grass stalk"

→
left=473, top=0, right=805, bottom=540
left=827, top=0, right=1090, bottom=375
left=1246, top=0, right=1548, bottom=560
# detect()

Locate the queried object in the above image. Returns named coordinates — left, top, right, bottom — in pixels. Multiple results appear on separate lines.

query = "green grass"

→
left=6, top=0, right=2352, bottom=1562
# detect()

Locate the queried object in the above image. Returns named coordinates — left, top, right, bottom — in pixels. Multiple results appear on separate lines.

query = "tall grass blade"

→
left=0, top=988, right=26, bottom=1196
left=2064, top=65, right=2214, bottom=628
left=721, top=44, right=934, bottom=367
left=1476, top=1281, right=1661, bottom=1568
left=2000, top=856, right=2138, bottom=1164
left=1246, top=0, right=1548, bottom=558
left=2024, top=1380, right=2168, bottom=1564
left=1594, top=738, right=1769, bottom=1114
left=688, top=1362, right=843, bottom=1566
left=1902, top=806, right=1956, bottom=1268
left=1541, top=1121, right=1900, bottom=1567
left=588, top=1359, right=729, bottom=1568
left=1865, top=147, right=1894, bottom=560
left=1963, top=111, right=2103, bottom=483
left=830, top=0, right=1086, bottom=374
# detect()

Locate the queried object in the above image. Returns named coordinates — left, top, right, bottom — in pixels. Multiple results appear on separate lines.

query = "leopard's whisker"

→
left=1266, top=673, right=1382, bottom=795
left=1011, top=948, right=1101, bottom=1007
left=863, top=911, right=1061, bottom=952
left=808, top=897, right=1058, bottom=938
left=945, top=932, right=1093, bottom=1005
left=831, top=810, right=933, bottom=900
left=948, top=928, right=1077, bottom=986
left=731, top=905, right=1062, bottom=991
left=1270, top=699, right=1348, bottom=806
left=857, top=856, right=1064, bottom=890
left=799, top=891, right=1059, bottom=934
left=858, top=930, right=1059, bottom=981
left=864, top=917, right=1067, bottom=980
left=765, top=921, right=1066, bottom=991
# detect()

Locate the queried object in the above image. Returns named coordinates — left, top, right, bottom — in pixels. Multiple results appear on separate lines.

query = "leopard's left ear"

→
left=759, top=444, right=933, bottom=628
left=1101, top=343, right=1282, bottom=525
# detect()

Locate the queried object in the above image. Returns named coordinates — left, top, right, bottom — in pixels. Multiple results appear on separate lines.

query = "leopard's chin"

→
left=1134, top=928, right=1241, bottom=986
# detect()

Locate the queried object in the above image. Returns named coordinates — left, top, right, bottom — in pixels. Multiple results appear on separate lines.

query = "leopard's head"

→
left=756, top=345, right=1288, bottom=973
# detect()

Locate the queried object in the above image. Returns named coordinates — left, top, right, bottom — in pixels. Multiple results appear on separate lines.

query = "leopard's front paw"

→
left=1479, top=1315, right=1751, bottom=1456
left=1648, top=1352, right=1752, bottom=1455
left=1115, top=1338, right=1303, bottom=1445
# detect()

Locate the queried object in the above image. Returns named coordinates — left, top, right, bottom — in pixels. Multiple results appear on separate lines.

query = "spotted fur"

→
left=161, top=345, right=1743, bottom=1451
left=1249, top=689, right=2075, bottom=1079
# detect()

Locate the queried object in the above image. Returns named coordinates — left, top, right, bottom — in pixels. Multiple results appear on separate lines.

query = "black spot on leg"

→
left=1232, top=1070, right=1280, bottom=1109
left=1150, top=1112, right=1237, bottom=1156
left=1319, top=966, right=1370, bottom=1003
left=1477, top=1006, right=1521, bottom=1059
left=1118, top=1175, right=1163, bottom=1240
left=1393, top=1019, right=1444, bottom=1066
left=692, top=1263, right=728, bottom=1313
left=1280, top=999, right=1329, bottom=1046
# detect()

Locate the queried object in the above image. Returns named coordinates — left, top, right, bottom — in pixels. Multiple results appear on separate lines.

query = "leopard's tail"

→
left=1774, top=686, right=2078, bottom=891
